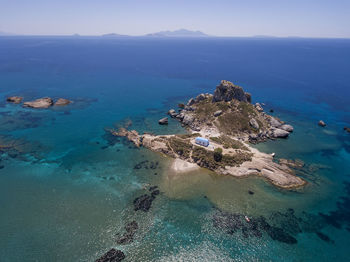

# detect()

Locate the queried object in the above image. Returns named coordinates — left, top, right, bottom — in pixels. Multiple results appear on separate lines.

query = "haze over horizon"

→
left=0, top=0, right=349, bottom=38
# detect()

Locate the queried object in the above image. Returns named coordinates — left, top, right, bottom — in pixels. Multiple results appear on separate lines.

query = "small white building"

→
left=195, top=137, right=209, bottom=147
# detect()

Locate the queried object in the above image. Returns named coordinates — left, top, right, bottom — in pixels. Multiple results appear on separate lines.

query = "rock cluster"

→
left=6, top=96, right=72, bottom=109
left=7, top=96, right=23, bottom=104
left=23, top=98, right=54, bottom=109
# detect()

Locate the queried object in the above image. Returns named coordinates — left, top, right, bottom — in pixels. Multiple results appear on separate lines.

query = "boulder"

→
left=176, top=112, right=185, bottom=120
left=23, top=97, right=53, bottom=109
left=7, top=96, right=23, bottom=104
left=245, top=92, right=252, bottom=103
left=344, top=127, right=350, bottom=133
left=318, top=120, right=326, bottom=127
left=213, top=110, right=223, bottom=117
left=212, top=80, right=248, bottom=103
left=255, top=103, right=264, bottom=112
left=187, top=98, right=195, bottom=106
left=178, top=103, right=185, bottom=109
left=167, top=109, right=177, bottom=118
left=280, top=124, right=294, bottom=132
left=249, top=118, right=260, bottom=129
left=269, top=117, right=282, bottom=128
left=54, top=98, right=71, bottom=106
left=271, top=128, right=289, bottom=138
left=158, top=117, right=168, bottom=125
left=194, top=93, right=206, bottom=103
left=182, top=114, right=194, bottom=125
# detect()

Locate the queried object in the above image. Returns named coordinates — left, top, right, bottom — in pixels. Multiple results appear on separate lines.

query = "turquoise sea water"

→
left=0, top=36, right=350, bottom=261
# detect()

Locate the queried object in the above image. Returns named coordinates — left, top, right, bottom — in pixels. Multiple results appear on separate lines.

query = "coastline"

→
left=111, top=80, right=307, bottom=189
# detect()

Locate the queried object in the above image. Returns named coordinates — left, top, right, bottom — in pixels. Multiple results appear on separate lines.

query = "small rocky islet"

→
left=110, top=80, right=307, bottom=189
left=6, top=96, right=72, bottom=108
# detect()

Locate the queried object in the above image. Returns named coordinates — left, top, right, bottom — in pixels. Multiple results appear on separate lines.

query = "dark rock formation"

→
left=95, top=248, right=125, bottom=262
left=23, top=97, right=53, bottom=109
left=343, top=127, right=350, bottom=133
left=158, top=117, right=168, bottom=125
left=54, top=98, right=72, bottom=106
left=116, top=221, right=139, bottom=245
left=318, top=120, right=326, bottom=127
left=7, top=96, right=23, bottom=104
left=245, top=92, right=252, bottom=103
left=133, top=194, right=155, bottom=212
left=212, top=80, right=248, bottom=103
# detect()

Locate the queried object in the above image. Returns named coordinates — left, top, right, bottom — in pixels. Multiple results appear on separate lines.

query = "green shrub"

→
left=214, top=148, right=223, bottom=162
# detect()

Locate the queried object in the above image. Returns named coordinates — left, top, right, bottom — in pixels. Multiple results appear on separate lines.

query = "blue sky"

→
left=0, top=0, right=349, bottom=37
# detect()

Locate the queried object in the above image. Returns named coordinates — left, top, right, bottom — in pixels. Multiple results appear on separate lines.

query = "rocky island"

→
left=6, top=96, right=72, bottom=108
left=110, top=80, right=306, bottom=189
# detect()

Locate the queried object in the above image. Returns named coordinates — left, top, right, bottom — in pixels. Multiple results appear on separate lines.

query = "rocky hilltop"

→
left=110, top=80, right=305, bottom=189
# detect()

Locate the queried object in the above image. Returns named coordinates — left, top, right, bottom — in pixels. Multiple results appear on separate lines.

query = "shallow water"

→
left=0, top=36, right=350, bottom=261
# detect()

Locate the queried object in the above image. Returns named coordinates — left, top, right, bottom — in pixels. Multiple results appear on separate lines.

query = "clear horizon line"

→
left=1, top=33, right=349, bottom=40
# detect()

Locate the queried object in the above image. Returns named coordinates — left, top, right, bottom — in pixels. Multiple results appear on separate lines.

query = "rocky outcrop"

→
left=269, top=117, right=283, bottom=128
left=7, top=96, right=23, bottom=104
left=212, top=80, right=248, bottom=103
left=167, top=109, right=177, bottom=118
left=245, top=92, right=252, bottom=103
left=280, top=124, right=294, bottom=132
left=255, top=103, right=264, bottom=112
left=158, top=117, right=168, bottom=125
left=249, top=118, right=259, bottom=129
left=54, top=98, right=72, bottom=106
left=271, top=128, right=290, bottom=138
left=318, top=120, right=326, bottom=127
left=194, top=93, right=206, bottom=103
left=344, top=127, right=350, bottom=133
left=111, top=128, right=141, bottom=147
left=23, top=97, right=53, bottom=109
left=187, top=98, right=195, bottom=106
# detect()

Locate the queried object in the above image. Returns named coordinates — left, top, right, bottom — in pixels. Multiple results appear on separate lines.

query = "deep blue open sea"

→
left=0, top=36, right=350, bottom=261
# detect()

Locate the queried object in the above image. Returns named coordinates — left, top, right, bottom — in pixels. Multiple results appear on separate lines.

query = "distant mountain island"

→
left=145, top=29, right=209, bottom=37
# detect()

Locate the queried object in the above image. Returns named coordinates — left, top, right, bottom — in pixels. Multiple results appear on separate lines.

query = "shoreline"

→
left=111, top=80, right=307, bottom=189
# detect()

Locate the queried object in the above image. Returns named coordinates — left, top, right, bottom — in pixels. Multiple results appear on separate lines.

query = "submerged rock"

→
left=318, top=120, right=326, bottom=127
left=343, top=127, right=350, bottom=133
left=158, top=117, right=168, bottom=125
left=133, top=194, right=154, bottom=212
left=54, top=98, right=72, bottom=106
left=7, top=96, right=23, bottom=104
left=23, top=97, right=53, bottom=109
left=95, top=248, right=125, bottom=262
left=212, top=80, right=248, bottom=103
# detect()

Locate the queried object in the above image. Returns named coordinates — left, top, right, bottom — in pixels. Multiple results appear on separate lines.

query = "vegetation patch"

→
left=167, top=137, right=192, bottom=159
left=192, top=146, right=252, bottom=170
left=210, top=135, right=248, bottom=150
left=175, top=133, right=200, bottom=139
